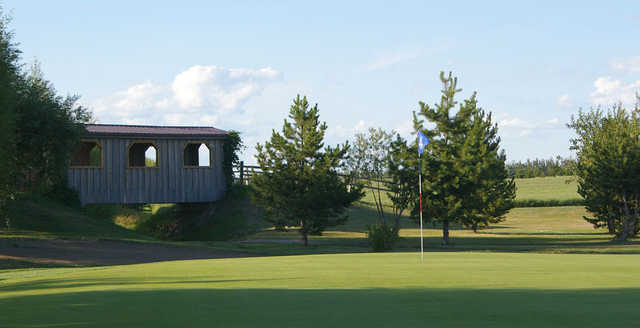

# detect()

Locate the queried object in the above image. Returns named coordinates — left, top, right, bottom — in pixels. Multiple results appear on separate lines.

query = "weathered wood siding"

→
left=68, top=137, right=225, bottom=206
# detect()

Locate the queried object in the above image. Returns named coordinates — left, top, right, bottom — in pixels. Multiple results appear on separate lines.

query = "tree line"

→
left=506, top=156, right=575, bottom=178
left=0, top=10, right=92, bottom=225
left=251, top=73, right=516, bottom=248
left=249, top=74, right=640, bottom=249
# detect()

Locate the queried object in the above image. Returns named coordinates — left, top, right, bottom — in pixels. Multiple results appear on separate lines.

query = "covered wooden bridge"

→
left=68, top=124, right=228, bottom=206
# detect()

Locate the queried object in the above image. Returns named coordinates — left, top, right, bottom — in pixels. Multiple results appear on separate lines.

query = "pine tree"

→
left=0, top=9, right=20, bottom=221
left=252, top=95, right=364, bottom=246
left=413, top=72, right=515, bottom=245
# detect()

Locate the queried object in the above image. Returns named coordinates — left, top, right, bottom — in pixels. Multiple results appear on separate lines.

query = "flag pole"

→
left=418, top=153, right=423, bottom=262
left=417, top=131, right=428, bottom=262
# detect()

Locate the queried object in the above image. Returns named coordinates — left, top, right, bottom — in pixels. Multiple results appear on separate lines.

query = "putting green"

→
left=1, top=252, right=639, bottom=327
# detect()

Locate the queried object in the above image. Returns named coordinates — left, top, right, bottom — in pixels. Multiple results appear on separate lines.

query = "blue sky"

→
left=5, top=1, right=640, bottom=162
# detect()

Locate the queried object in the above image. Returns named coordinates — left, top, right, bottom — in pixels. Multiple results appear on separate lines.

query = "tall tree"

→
left=14, top=63, right=92, bottom=192
left=568, top=103, right=640, bottom=240
left=413, top=72, right=515, bottom=245
left=252, top=95, right=364, bottom=246
left=0, top=10, right=21, bottom=221
left=346, top=127, right=394, bottom=223
left=386, top=134, right=418, bottom=235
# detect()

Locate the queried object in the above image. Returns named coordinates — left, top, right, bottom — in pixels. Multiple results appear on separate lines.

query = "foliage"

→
left=386, top=134, right=418, bottom=234
left=413, top=72, right=516, bottom=244
left=0, top=7, right=92, bottom=212
left=0, top=10, right=20, bottom=221
left=512, top=198, right=584, bottom=208
left=346, top=127, right=394, bottom=222
left=365, top=221, right=398, bottom=251
left=223, top=130, right=244, bottom=189
left=568, top=102, right=640, bottom=240
left=14, top=63, right=92, bottom=192
left=507, top=156, right=575, bottom=178
left=251, top=95, right=364, bottom=246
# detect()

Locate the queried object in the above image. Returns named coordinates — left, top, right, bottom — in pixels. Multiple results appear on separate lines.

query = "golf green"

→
left=2, top=252, right=639, bottom=327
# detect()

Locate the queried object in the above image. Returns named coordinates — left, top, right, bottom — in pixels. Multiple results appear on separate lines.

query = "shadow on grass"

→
left=1, top=287, right=639, bottom=327
left=0, top=277, right=303, bottom=293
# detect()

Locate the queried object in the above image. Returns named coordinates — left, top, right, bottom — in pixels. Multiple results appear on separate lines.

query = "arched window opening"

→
left=183, top=142, right=211, bottom=167
left=71, top=141, right=102, bottom=168
left=129, top=142, right=158, bottom=168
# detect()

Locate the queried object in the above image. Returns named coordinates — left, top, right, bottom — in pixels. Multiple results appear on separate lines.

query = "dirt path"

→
left=0, top=238, right=253, bottom=267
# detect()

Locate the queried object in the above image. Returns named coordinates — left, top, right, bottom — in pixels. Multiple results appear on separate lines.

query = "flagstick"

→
left=419, top=154, right=423, bottom=262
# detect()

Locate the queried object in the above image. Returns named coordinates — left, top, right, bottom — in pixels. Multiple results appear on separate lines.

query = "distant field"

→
left=359, top=175, right=581, bottom=208
left=515, top=176, right=580, bottom=202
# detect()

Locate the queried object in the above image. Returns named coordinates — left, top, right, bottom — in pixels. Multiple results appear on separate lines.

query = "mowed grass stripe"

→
left=1, top=252, right=640, bottom=327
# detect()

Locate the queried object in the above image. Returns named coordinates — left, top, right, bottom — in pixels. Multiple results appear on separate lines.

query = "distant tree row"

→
left=506, top=156, right=575, bottom=178
left=0, top=9, right=92, bottom=224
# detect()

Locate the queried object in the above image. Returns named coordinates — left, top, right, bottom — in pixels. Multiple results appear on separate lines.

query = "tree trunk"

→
left=607, top=217, right=616, bottom=234
left=393, top=216, right=400, bottom=236
left=442, top=219, right=450, bottom=246
left=302, top=233, right=308, bottom=247
left=472, top=223, right=478, bottom=233
left=618, top=194, right=637, bottom=241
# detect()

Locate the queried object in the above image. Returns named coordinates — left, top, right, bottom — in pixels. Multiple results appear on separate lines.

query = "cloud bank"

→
left=91, top=65, right=282, bottom=126
left=590, top=77, right=640, bottom=106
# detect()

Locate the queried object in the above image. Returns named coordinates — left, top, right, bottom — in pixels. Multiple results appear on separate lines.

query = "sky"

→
left=4, top=1, right=640, bottom=163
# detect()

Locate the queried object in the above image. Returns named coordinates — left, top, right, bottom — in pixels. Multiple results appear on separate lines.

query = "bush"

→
left=44, top=183, right=81, bottom=208
left=512, top=198, right=584, bottom=208
left=135, top=206, right=182, bottom=240
left=366, top=221, right=398, bottom=252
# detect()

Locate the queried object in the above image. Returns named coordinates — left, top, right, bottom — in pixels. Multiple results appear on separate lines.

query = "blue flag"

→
left=417, top=131, right=429, bottom=156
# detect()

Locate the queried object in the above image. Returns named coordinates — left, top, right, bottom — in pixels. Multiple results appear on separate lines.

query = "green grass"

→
left=1, top=252, right=640, bottom=327
left=2, top=183, right=640, bottom=326
left=360, top=176, right=582, bottom=208
left=515, top=176, right=581, bottom=206
left=2, top=197, right=146, bottom=241
left=232, top=205, right=640, bottom=255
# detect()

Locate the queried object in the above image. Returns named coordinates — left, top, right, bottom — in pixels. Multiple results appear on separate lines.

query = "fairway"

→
left=515, top=176, right=579, bottom=202
left=1, top=252, right=640, bottom=327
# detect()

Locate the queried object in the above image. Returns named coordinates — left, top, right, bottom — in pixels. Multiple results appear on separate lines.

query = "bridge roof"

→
left=84, top=124, right=228, bottom=138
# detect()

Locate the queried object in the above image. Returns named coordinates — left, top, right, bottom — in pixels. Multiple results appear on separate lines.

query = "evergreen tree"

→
left=252, top=95, right=364, bottom=246
left=0, top=10, right=20, bottom=220
left=413, top=72, right=515, bottom=245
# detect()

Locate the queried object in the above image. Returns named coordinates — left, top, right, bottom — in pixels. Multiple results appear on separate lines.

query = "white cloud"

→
left=499, top=118, right=535, bottom=129
left=498, top=116, right=561, bottom=138
left=557, top=94, right=571, bottom=108
left=90, top=65, right=282, bottom=126
left=328, top=120, right=371, bottom=139
left=611, top=56, right=640, bottom=73
left=172, top=66, right=281, bottom=111
left=590, top=76, right=640, bottom=106
left=545, top=118, right=559, bottom=125
left=365, top=51, right=419, bottom=72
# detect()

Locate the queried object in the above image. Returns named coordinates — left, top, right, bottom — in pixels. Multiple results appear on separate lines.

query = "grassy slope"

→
left=233, top=205, right=640, bottom=255
left=2, top=197, right=146, bottom=241
left=361, top=175, right=582, bottom=208
left=1, top=252, right=639, bottom=327
left=515, top=176, right=581, bottom=204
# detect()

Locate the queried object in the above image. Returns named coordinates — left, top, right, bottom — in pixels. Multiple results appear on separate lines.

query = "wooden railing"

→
left=232, top=161, right=392, bottom=192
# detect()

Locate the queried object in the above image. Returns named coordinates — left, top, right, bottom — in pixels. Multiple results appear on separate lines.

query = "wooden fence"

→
left=233, top=161, right=393, bottom=192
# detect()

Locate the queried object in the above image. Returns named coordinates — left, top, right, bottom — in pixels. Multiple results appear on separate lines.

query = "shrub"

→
left=512, top=198, right=584, bottom=208
left=366, top=221, right=398, bottom=252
